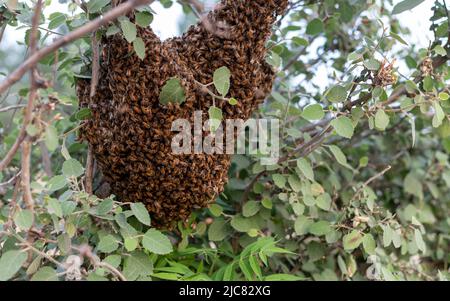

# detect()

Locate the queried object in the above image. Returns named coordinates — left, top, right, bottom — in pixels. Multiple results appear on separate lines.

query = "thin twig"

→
left=351, top=165, right=392, bottom=201
left=85, top=146, right=94, bottom=194
left=0, top=104, right=26, bottom=113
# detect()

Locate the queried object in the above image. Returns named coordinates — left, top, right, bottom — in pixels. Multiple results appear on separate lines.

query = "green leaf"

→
left=208, top=218, right=228, bottom=241
left=45, top=125, right=59, bottom=151
left=382, top=225, right=393, bottom=247
left=292, top=37, right=309, bottom=46
left=31, top=267, right=58, bottom=281
left=328, top=145, right=352, bottom=169
left=120, top=18, right=137, bottom=43
left=135, top=11, right=153, bottom=27
left=26, top=124, right=39, bottom=137
left=228, top=97, right=238, bottom=105
left=306, top=18, right=324, bottom=35
left=98, top=235, right=119, bottom=253
left=208, top=204, right=223, bottom=217
left=374, top=109, right=390, bottom=131
left=159, top=77, right=186, bottom=105
left=0, top=250, right=27, bottom=281
left=261, top=199, right=272, bottom=210
left=432, top=102, right=445, bottom=128
left=316, top=193, right=331, bottom=211
left=48, top=12, right=67, bottom=30
left=294, top=215, right=313, bottom=235
left=423, top=76, right=433, bottom=92
left=62, top=158, right=84, bottom=178
left=264, top=274, right=304, bottom=281
left=208, top=106, right=223, bottom=121
left=302, top=104, right=324, bottom=121
left=14, top=209, right=33, bottom=230
left=47, top=198, right=63, bottom=218
left=343, top=230, right=363, bottom=251
left=404, top=172, right=423, bottom=199
left=414, top=229, right=426, bottom=253
left=308, top=221, right=332, bottom=236
left=390, top=31, right=408, bottom=46
left=439, top=92, right=449, bottom=101
left=330, top=116, right=354, bottom=139
left=133, top=37, right=146, bottom=60
left=87, top=0, right=111, bottom=14
left=124, top=237, right=139, bottom=252
left=213, top=66, right=231, bottom=96
left=243, top=201, right=260, bottom=217
left=364, top=58, right=381, bottom=71
left=75, top=108, right=92, bottom=120
left=130, top=203, right=151, bottom=226
left=392, top=0, right=425, bottom=14
left=363, top=234, right=376, bottom=255
left=327, top=85, right=347, bottom=103
left=272, top=174, right=286, bottom=188
left=123, top=251, right=153, bottom=281
left=296, top=158, right=314, bottom=181
left=97, top=199, right=113, bottom=216
left=142, top=229, right=173, bottom=255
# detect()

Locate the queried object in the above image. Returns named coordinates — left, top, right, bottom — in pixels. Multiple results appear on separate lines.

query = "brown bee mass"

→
left=76, top=0, right=289, bottom=228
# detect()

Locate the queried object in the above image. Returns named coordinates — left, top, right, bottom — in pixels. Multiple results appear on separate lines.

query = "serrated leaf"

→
left=142, top=229, right=173, bottom=255
left=47, top=198, right=63, bottom=218
left=31, top=267, right=58, bottom=281
left=130, top=203, right=151, bottom=226
left=62, top=158, right=84, bottom=178
left=308, top=220, right=332, bottom=236
left=242, top=201, right=260, bottom=217
left=123, top=251, right=153, bottom=281
left=208, top=218, right=228, bottom=241
left=0, top=250, right=27, bottom=281
left=98, top=235, right=119, bottom=253
left=272, top=174, right=286, bottom=188
left=14, top=209, right=33, bottom=230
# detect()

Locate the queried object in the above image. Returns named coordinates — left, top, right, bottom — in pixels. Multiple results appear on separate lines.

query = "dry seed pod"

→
left=77, top=0, right=289, bottom=228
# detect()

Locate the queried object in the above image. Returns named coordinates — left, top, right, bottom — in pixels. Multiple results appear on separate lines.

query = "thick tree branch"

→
left=21, top=0, right=43, bottom=212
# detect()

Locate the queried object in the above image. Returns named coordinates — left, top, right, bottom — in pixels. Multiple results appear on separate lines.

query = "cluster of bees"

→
left=76, top=0, right=289, bottom=228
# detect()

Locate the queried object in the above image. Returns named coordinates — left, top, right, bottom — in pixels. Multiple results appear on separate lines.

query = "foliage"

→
left=0, top=0, right=450, bottom=281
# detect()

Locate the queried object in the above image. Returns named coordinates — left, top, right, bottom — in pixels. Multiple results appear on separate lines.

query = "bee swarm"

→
left=77, top=0, right=289, bottom=228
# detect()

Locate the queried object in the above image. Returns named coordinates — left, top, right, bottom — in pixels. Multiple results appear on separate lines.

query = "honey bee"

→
left=76, top=0, right=289, bottom=228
